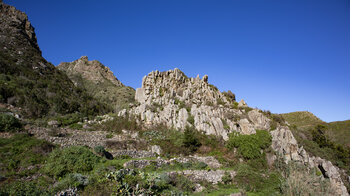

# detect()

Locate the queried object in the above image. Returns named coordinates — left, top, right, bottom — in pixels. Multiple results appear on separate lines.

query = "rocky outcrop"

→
left=58, top=56, right=123, bottom=87
left=271, top=126, right=348, bottom=196
left=58, top=56, right=135, bottom=111
left=124, top=68, right=270, bottom=139
left=0, top=1, right=40, bottom=56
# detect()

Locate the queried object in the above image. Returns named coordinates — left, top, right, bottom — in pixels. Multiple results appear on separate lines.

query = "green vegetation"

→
left=0, top=52, right=110, bottom=118
left=226, top=130, right=271, bottom=159
left=60, top=70, right=135, bottom=112
left=43, top=146, right=101, bottom=178
left=93, top=115, right=139, bottom=133
left=0, top=180, right=50, bottom=196
left=0, top=113, right=22, bottom=132
left=281, top=111, right=324, bottom=129
left=141, top=126, right=202, bottom=156
left=327, top=120, right=350, bottom=147
left=0, top=134, right=55, bottom=177
left=283, top=112, right=350, bottom=174
left=276, top=160, right=336, bottom=195
left=182, top=126, right=202, bottom=153
left=234, top=164, right=281, bottom=194
left=284, top=112, right=350, bottom=190
left=216, top=98, right=225, bottom=106
left=222, top=90, right=236, bottom=103
left=187, top=114, right=195, bottom=125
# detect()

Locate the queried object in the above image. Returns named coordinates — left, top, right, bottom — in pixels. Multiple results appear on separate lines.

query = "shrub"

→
left=226, top=130, right=271, bottom=159
left=44, top=146, right=100, bottom=178
left=55, top=113, right=81, bottom=127
left=182, top=126, right=201, bottom=154
left=271, top=114, right=285, bottom=126
left=0, top=113, right=22, bottom=132
left=216, top=98, right=225, bottom=106
left=54, top=173, right=89, bottom=192
left=168, top=173, right=195, bottom=192
left=94, top=145, right=106, bottom=156
left=222, top=90, right=236, bottom=102
left=221, top=171, right=233, bottom=184
left=187, top=114, right=195, bottom=125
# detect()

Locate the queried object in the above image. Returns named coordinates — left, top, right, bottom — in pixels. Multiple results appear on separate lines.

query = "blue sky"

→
left=5, top=0, right=350, bottom=122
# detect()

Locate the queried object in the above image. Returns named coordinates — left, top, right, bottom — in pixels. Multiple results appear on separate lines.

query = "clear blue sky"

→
left=5, top=0, right=350, bottom=122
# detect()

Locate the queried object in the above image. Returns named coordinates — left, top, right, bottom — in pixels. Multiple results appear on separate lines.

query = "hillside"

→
left=0, top=2, right=109, bottom=117
left=0, top=2, right=349, bottom=196
left=58, top=56, right=135, bottom=112
left=282, top=111, right=350, bottom=146
left=281, top=111, right=324, bottom=129
left=327, top=120, right=350, bottom=147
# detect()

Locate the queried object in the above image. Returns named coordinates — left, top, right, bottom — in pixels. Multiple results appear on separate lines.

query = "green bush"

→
left=94, top=145, right=106, bottom=156
left=226, top=130, right=271, bottom=159
left=53, top=173, right=89, bottom=192
left=222, top=90, right=236, bottom=102
left=0, top=113, right=22, bottom=132
left=44, top=146, right=100, bottom=178
left=182, top=126, right=201, bottom=154
left=221, top=171, right=233, bottom=184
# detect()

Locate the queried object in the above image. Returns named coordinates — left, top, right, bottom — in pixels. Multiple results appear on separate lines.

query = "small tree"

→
left=182, top=126, right=201, bottom=153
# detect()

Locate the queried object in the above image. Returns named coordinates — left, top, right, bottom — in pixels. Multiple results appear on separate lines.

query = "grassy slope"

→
left=66, top=72, right=135, bottom=112
left=281, top=111, right=350, bottom=146
left=327, top=120, right=350, bottom=147
left=281, top=111, right=324, bottom=129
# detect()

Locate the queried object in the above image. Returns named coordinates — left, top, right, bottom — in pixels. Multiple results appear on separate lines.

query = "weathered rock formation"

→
left=271, top=126, right=348, bottom=195
left=123, top=68, right=349, bottom=195
left=123, top=68, right=270, bottom=139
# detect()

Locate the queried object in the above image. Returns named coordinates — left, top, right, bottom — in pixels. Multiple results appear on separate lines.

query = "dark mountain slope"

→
left=0, top=2, right=109, bottom=117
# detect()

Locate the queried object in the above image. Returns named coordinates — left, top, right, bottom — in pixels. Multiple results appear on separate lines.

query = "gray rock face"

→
left=128, top=69, right=271, bottom=139
left=0, top=2, right=40, bottom=55
left=271, top=126, right=349, bottom=196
